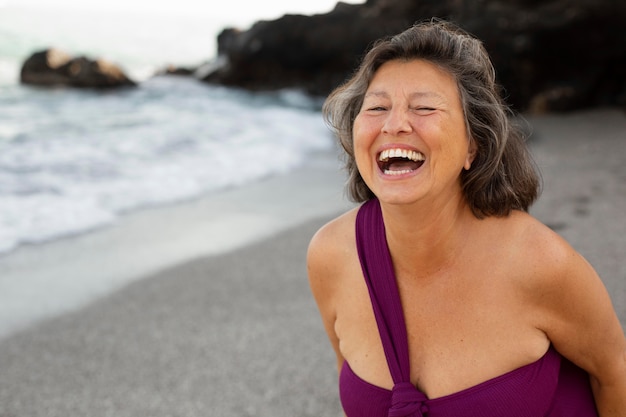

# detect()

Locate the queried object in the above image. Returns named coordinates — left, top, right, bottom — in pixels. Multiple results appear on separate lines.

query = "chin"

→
left=373, top=190, right=424, bottom=207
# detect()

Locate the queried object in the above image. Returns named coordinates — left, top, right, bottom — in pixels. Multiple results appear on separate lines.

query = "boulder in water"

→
left=20, top=48, right=136, bottom=89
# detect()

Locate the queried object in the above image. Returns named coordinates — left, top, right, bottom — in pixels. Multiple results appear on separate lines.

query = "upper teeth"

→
left=379, top=148, right=425, bottom=162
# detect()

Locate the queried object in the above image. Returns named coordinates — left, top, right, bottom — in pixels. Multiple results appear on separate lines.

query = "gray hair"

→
left=322, top=19, right=540, bottom=217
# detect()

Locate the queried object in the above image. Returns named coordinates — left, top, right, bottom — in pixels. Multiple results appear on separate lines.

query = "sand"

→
left=0, top=108, right=624, bottom=416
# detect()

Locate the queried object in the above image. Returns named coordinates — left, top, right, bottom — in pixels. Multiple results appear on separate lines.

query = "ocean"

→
left=0, top=5, right=335, bottom=256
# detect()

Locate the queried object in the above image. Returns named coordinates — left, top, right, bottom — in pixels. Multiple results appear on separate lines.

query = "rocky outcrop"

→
left=202, top=0, right=430, bottom=97
left=20, top=48, right=136, bottom=89
left=203, top=0, right=626, bottom=112
left=155, top=64, right=197, bottom=77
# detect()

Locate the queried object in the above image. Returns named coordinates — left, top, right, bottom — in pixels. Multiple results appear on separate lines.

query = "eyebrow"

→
left=363, top=90, right=447, bottom=101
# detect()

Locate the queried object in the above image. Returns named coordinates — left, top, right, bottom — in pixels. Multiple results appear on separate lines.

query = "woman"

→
left=307, top=20, right=626, bottom=416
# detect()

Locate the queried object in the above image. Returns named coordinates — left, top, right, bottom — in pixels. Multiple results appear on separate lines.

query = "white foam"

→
left=0, top=60, right=18, bottom=86
left=0, top=77, right=333, bottom=255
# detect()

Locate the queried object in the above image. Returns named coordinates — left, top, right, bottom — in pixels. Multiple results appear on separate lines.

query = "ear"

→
left=464, top=138, right=477, bottom=170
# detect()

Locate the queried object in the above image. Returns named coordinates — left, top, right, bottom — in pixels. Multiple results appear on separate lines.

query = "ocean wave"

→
left=0, top=75, right=333, bottom=255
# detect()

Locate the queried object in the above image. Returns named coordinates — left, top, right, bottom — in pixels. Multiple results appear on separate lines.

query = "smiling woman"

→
left=323, top=22, right=541, bottom=218
left=352, top=59, right=474, bottom=207
left=308, top=19, right=626, bottom=417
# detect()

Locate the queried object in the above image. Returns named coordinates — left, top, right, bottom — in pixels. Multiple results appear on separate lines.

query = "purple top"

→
left=340, top=198, right=598, bottom=417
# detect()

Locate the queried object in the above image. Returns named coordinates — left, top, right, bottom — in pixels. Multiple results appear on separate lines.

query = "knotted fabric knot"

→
left=388, top=382, right=429, bottom=417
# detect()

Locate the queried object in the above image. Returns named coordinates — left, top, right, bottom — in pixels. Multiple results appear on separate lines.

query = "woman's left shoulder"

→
left=494, top=212, right=603, bottom=303
left=502, top=210, right=573, bottom=255
left=489, top=210, right=588, bottom=288
left=498, top=217, right=626, bottom=390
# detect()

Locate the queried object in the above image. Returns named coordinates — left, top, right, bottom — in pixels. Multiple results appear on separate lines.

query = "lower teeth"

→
left=384, top=169, right=413, bottom=176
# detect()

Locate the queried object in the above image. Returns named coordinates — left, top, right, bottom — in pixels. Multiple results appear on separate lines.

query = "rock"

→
left=202, top=0, right=626, bottom=112
left=202, top=0, right=441, bottom=96
left=154, top=64, right=198, bottom=77
left=20, top=48, right=136, bottom=89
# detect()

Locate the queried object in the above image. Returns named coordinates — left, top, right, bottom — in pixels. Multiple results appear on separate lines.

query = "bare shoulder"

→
left=307, top=207, right=361, bottom=365
left=500, top=213, right=626, bottom=368
left=502, top=211, right=591, bottom=290
left=307, top=207, right=359, bottom=282
left=482, top=212, right=583, bottom=306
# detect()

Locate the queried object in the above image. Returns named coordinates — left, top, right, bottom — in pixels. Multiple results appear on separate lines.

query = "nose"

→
left=381, top=107, right=413, bottom=135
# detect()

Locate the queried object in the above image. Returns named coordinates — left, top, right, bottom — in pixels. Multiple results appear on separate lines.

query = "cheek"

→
left=439, top=123, right=472, bottom=159
left=352, top=117, right=370, bottom=143
left=353, top=142, right=371, bottom=176
left=352, top=120, right=375, bottom=160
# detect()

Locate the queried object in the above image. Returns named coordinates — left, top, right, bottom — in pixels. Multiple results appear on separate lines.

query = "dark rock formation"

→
left=155, top=64, right=197, bottom=77
left=460, top=0, right=626, bottom=113
left=20, top=48, right=136, bottom=89
left=203, top=0, right=626, bottom=113
left=203, top=0, right=434, bottom=97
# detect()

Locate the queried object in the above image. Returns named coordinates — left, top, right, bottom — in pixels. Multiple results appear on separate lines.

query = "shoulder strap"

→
left=355, top=199, right=411, bottom=384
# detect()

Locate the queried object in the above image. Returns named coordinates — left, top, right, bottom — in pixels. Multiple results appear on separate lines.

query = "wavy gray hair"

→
left=322, top=19, right=540, bottom=218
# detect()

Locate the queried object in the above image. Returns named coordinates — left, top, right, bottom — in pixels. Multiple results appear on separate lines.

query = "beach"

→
left=0, top=108, right=624, bottom=416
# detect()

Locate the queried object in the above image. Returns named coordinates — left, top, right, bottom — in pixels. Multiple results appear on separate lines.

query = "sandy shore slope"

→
left=0, top=109, right=624, bottom=416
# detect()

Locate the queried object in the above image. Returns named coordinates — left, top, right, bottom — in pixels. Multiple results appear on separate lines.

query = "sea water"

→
left=0, top=5, right=335, bottom=255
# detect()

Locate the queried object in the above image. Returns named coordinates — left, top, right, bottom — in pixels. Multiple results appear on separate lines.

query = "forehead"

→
left=365, top=59, right=459, bottom=101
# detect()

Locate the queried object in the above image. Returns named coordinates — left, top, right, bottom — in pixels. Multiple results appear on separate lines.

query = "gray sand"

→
left=0, top=217, right=340, bottom=417
left=0, top=109, right=624, bottom=416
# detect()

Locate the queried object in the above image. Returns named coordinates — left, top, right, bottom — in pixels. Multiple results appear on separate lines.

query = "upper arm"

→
left=527, top=227, right=626, bottom=387
left=307, top=216, right=352, bottom=373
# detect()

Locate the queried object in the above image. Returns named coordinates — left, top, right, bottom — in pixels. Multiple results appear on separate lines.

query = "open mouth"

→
left=377, top=148, right=425, bottom=176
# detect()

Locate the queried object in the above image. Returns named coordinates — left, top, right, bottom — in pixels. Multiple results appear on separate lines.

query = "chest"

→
left=336, top=259, right=548, bottom=398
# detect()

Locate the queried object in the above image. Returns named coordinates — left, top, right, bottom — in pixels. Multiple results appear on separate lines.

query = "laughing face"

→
left=353, top=59, right=475, bottom=207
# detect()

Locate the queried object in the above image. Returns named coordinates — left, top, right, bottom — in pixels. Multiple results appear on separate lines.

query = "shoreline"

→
left=0, top=148, right=354, bottom=340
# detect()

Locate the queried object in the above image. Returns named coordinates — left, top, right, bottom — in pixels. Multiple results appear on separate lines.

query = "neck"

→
left=379, top=194, right=476, bottom=280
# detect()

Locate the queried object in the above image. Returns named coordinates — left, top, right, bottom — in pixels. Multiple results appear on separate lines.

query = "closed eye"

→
left=413, top=107, right=437, bottom=114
